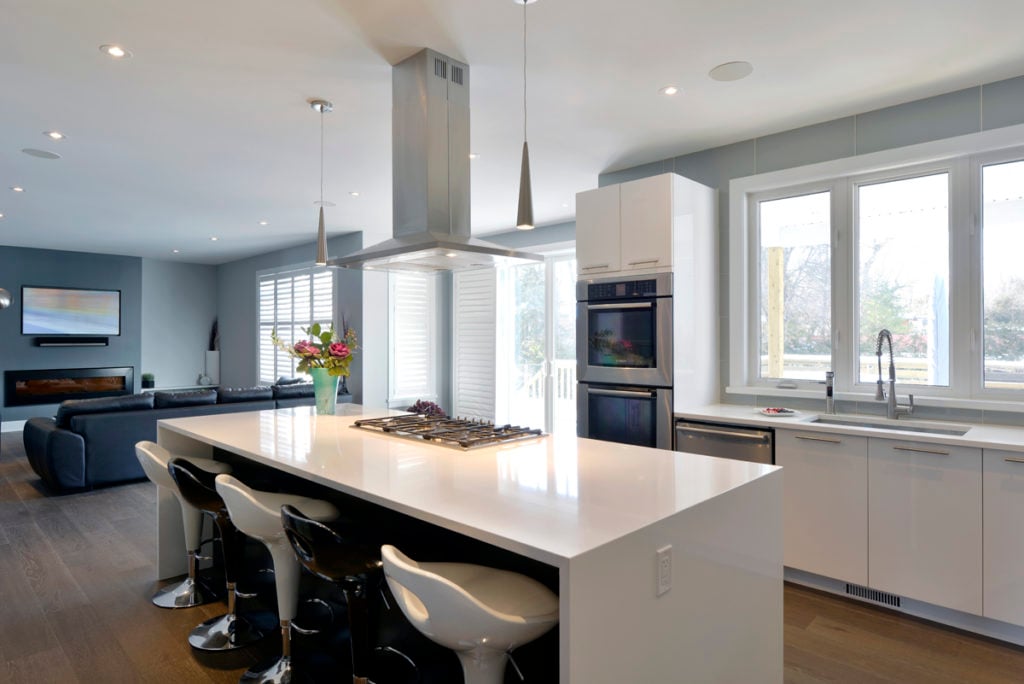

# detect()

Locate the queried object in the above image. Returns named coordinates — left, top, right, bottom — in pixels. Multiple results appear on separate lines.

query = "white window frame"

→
left=729, top=122, right=1024, bottom=411
left=257, top=267, right=334, bottom=385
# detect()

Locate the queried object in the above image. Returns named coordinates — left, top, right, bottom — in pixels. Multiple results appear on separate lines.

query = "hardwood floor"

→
left=2, top=433, right=1024, bottom=683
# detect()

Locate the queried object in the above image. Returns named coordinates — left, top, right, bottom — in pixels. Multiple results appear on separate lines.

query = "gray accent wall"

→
left=215, top=234, right=365, bottom=399
left=141, top=259, right=218, bottom=388
left=598, top=72, right=1024, bottom=406
left=0, top=246, right=142, bottom=421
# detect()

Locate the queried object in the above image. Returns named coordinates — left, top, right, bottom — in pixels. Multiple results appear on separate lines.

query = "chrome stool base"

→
left=151, top=576, right=205, bottom=609
left=188, top=613, right=264, bottom=651
left=242, top=655, right=294, bottom=684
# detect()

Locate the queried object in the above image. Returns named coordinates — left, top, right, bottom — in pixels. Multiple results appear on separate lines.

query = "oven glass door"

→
left=579, top=385, right=672, bottom=449
left=577, top=298, right=672, bottom=386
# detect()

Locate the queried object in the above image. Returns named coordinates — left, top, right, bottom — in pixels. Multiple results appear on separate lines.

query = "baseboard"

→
left=1, top=420, right=26, bottom=433
left=785, top=567, right=1024, bottom=647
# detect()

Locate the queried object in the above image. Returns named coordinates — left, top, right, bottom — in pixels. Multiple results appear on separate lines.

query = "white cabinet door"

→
left=575, top=185, right=620, bottom=275
left=983, top=449, right=1024, bottom=626
left=776, top=429, right=868, bottom=584
left=620, top=175, right=672, bottom=273
left=868, top=438, right=982, bottom=614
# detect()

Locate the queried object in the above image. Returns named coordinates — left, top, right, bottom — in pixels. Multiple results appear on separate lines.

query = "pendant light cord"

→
left=319, top=108, right=325, bottom=205
left=522, top=0, right=528, bottom=143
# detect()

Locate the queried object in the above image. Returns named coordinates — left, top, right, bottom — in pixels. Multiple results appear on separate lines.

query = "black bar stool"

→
left=281, top=504, right=414, bottom=684
left=169, top=457, right=265, bottom=651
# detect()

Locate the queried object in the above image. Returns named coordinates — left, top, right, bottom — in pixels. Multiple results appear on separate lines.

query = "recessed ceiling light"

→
left=172, top=249, right=180, bottom=254
left=0, top=213, right=5, bottom=219
left=659, top=85, right=680, bottom=96
left=562, top=202, right=570, bottom=208
left=22, top=148, right=61, bottom=160
left=44, top=131, right=66, bottom=141
left=210, top=236, right=219, bottom=241
left=349, top=191, right=360, bottom=197
left=258, top=220, right=269, bottom=226
left=100, top=44, right=132, bottom=59
left=469, top=153, right=480, bottom=160
left=11, top=186, right=24, bottom=192
left=709, top=61, right=753, bottom=82
left=445, top=252, right=458, bottom=258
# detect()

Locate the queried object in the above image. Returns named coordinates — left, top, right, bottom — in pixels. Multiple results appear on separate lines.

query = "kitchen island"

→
left=156, top=405, right=782, bottom=683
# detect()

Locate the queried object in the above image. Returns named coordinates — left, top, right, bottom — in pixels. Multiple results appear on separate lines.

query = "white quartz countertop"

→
left=677, top=404, right=1024, bottom=453
left=158, top=405, right=778, bottom=567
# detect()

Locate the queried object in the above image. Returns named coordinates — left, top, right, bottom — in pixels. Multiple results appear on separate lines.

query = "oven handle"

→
left=587, top=387, right=656, bottom=399
left=586, top=302, right=655, bottom=311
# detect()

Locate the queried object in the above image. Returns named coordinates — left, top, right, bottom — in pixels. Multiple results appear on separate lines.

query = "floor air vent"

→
left=845, top=583, right=902, bottom=608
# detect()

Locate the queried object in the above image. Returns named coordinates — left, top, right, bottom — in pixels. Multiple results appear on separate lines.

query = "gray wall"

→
left=484, top=221, right=576, bottom=249
left=0, top=246, right=143, bottom=421
left=598, top=74, right=1024, bottom=412
left=215, top=234, right=365, bottom=399
left=141, top=259, right=218, bottom=388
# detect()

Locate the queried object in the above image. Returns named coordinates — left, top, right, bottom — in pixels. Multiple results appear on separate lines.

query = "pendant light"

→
left=311, top=99, right=333, bottom=265
left=515, top=0, right=535, bottom=230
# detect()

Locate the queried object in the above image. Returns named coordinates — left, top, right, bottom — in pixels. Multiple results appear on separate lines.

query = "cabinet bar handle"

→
left=678, top=426, right=769, bottom=441
left=581, top=264, right=610, bottom=271
left=1004, top=457, right=1024, bottom=464
left=894, top=446, right=950, bottom=456
left=794, top=435, right=842, bottom=444
left=628, top=259, right=660, bottom=266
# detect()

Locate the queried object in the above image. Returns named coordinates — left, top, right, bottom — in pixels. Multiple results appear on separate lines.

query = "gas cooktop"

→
left=351, top=414, right=545, bottom=450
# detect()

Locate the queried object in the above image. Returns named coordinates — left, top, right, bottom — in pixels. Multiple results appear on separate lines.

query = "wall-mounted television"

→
left=21, top=286, right=121, bottom=336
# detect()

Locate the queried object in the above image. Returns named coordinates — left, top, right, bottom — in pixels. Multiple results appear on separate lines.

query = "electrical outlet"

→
left=656, top=545, right=672, bottom=596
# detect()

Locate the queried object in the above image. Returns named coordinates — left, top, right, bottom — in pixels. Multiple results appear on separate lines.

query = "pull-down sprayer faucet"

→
left=875, top=329, right=914, bottom=419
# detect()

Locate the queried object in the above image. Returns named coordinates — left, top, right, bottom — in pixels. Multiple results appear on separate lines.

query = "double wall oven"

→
left=577, top=273, right=674, bottom=449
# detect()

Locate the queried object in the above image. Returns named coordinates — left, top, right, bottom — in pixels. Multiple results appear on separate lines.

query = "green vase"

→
left=310, top=368, right=340, bottom=416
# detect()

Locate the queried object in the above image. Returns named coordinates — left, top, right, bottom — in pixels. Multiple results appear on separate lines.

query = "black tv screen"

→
left=21, top=286, right=121, bottom=336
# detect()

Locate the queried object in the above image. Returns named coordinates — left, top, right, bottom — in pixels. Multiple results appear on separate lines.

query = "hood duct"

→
left=329, top=49, right=542, bottom=273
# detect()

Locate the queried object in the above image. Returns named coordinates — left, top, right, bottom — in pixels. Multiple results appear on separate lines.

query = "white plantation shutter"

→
left=452, top=269, right=497, bottom=421
left=257, top=268, right=334, bottom=384
left=389, top=272, right=435, bottom=404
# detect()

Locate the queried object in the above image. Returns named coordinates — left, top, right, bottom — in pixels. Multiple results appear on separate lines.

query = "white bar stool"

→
left=215, top=474, right=339, bottom=684
left=134, top=440, right=230, bottom=609
left=381, top=544, right=559, bottom=684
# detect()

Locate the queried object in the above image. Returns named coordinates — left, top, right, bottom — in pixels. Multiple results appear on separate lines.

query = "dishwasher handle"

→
left=676, top=424, right=771, bottom=442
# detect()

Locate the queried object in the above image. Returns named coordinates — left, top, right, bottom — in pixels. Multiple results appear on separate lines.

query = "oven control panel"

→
left=587, top=279, right=658, bottom=300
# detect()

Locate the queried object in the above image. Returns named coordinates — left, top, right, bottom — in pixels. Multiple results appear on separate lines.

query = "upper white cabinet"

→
left=576, top=173, right=715, bottom=277
left=776, top=429, right=868, bottom=585
left=868, top=438, right=982, bottom=615
left=983, top=449, right=1024, bottom=627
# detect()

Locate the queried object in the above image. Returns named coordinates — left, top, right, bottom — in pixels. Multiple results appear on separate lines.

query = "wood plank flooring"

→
left=3, top=432, right=1024, bottom=682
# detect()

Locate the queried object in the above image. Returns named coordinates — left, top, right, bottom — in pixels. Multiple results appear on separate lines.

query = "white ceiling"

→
left=3, top=0, right=1024, bottom=265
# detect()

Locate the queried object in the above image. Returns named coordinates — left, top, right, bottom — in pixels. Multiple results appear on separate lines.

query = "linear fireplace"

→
left=4, top=367, right=134, bottom=406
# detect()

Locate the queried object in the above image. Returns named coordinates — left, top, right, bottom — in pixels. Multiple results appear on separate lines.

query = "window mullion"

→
left=832, top=178, right=856, bottom=394
left=949, top=156, right=976, bottom=397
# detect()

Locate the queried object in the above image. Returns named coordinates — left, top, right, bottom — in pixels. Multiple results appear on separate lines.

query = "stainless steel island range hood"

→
left=329, top=49, right=542, bottom=273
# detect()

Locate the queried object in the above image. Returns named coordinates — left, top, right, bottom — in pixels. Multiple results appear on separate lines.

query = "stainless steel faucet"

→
left=875, top=329, right=914, bottom=419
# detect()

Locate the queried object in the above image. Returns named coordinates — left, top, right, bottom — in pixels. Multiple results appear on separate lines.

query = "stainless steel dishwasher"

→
left=674, top=420, right=774, bottom=464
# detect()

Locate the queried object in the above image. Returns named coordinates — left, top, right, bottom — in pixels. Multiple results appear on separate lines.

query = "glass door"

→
left=497, top=254, right=577, bottom=435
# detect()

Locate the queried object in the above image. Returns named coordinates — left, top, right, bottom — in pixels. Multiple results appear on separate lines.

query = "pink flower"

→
left=293, top=340, right=318, bottom=357
left=328, top=342, right=350, bottom=358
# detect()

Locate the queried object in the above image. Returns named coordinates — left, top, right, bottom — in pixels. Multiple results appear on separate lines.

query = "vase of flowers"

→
left=271, top=323, right=358, bottom=416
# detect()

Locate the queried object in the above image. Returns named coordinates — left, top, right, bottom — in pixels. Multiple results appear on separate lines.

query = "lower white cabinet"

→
left=868, top=438, right=982, bottom=615
left=776, top=429, right=868, bottom=584
left=983, top=449, right=1024, bottom=626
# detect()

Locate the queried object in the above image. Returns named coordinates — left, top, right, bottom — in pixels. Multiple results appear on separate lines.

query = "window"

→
left=856, top=173, right=949, bottom=387
left=732, top=131, right=1024, bottom=406
left=982, top=159, right=1024, bottom=391
left=389, top=272, right=436, bottom=406
left=756, top=190, right=831, bottom=380
left=258, top=269, right=333, bottom=384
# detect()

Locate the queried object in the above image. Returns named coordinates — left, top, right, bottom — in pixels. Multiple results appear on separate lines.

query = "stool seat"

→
left=216, top=474, right=339, bottom=684
left=135, top=441, right=230, bottom=609
left=382, top=544, right=558, bottom=684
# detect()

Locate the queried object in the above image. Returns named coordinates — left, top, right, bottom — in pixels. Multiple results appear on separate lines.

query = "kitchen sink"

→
left=808, top=414, right=971, bottom=436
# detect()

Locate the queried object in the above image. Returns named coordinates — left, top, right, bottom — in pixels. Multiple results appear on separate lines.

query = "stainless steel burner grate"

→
left=352, top=414, right=545, bottom=449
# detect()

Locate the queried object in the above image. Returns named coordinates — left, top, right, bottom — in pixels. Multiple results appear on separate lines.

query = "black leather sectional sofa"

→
left=23, top=382, right=348, bottom=492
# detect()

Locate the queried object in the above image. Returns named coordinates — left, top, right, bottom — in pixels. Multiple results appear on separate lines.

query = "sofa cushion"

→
left=153, top=389, right=218, bottom=409
left=56, top=393, right=154, bottom=429
left=276, top=376, right=304, bottom=386
left=218, top=386, right=273, bottom=404
left=273, top=382, right=314, bottom=399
